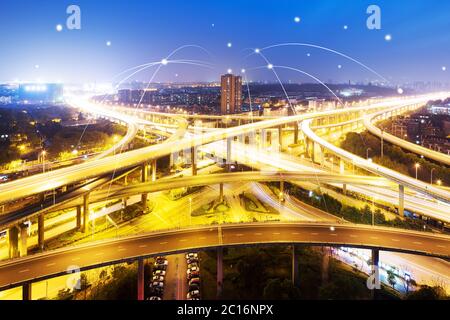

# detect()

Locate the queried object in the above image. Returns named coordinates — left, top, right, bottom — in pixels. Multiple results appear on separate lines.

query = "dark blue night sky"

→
left=1, top=0, right=449, bottom=84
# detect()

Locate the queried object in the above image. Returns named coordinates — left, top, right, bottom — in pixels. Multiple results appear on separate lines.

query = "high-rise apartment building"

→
left=220, top=74, right=242, bottom=114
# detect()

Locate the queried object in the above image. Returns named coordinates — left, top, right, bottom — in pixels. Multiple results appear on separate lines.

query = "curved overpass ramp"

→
left=363, top=108, right=450, bottom=166
left=0, top=222, right=448, bottom=290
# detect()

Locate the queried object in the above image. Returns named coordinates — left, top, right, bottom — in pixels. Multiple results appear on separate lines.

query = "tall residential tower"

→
left=220, top=74, right=242, bottom=114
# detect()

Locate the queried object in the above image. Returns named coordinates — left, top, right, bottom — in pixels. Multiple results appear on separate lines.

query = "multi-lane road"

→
left=0, top=222, right=448, bottom=290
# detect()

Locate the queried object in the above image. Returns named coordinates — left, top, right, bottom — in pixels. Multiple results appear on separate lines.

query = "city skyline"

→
left=0, top=0, right=449, bottom=85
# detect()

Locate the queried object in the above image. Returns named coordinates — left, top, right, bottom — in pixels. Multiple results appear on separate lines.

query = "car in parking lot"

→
left=189, top=277, right=200, bottom=286
left=187, top=271, right=200, bottom=280
left=189, top=283, right=200, bottom=292
left=153, top=270, right=166, bottom=276
left=150, top=281, right=164, bottom=289
left=187, top=290, right=200, bottom=299
left=187, top=266, right=199, bottom=274
left=152, top=275, right=164, bottom=282
left=147, top=296, right=162, bottom=300
left=186, top=253, right=198, bottom=260
left=187, top=263, right=199, bottom=269
left=186, top=257, right=199, bottom=264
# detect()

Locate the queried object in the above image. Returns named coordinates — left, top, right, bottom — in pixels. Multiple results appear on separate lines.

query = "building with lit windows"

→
left=220, top=74, right=242, bottom=114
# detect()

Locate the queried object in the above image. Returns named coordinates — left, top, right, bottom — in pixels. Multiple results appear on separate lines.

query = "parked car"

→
left=187, top=257, right=199, bottom=264
left=187, top=263, right=199, bottom=269
left=187, top=266, right=200, bottom=273
left=189, top=278, right=200, bottom=286
left=152, top=275, right=164, bottom=282
left=153, top=270, right=166, bottom=276
left=150, top=281, right=164, bottom=289
left=147, top=296, right=161, bottom=300
left=187, top=271, right=200, bottom=280
left=187, top=290, right=200, bottom=299
left=186, top=253, right=198, bottom=260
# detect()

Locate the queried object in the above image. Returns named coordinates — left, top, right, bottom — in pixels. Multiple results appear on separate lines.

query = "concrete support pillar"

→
left=398, top=185, right=405, bottom=217
left=217, top=247, right=224, bottom=299
left=141, top=162, right=149, bottom=212
left=19, top=223, right=28, bottom=257
left=371, top=248, right=380, bottom=300
left=280, top=181, right=285, bottom=201
left=82, top=193, right=90, bottom=233
left=38, top=213, right=44, bottom=251
left=294, top=122, right=299, bottom=144
left=191, top=146, right=197, bottom=176
left=151, top=159, right=157, bottom=182
left=137, top=257, right=145, bottom=301
left=169, top=153, right=174, bottom=170
left=22, top=283, right=32, bottom=301
left=292, top=246, right=300, bottom=287
left=278, top=126, right=283, bottom=151
left=8, top=226, right=19, bottom=259
left=226, top=137, right=232, bottom=172
left=76, top=205, right=82, bottom=230
left=219, top=183, right=224, bottom=203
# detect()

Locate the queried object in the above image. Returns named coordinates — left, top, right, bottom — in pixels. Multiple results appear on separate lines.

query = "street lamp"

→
left=366, top=147, right=372, bottom=160
left=415, top=163, right=420, bottom=180
left=437, top=179, right=442, bottom=187
left=41, top=150, right=47, bottom=173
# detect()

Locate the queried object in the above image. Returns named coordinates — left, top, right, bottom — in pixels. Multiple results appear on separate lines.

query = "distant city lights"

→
left=24, top=85, right=47, bottom=92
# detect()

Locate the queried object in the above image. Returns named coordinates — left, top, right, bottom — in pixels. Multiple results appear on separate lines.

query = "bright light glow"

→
left=227, top=68, right=232, bottom=74
left=106, top=41, right=112, bottom=46
left=337, top=64, right=342, bottom=69
left=267, top=64, right=273, bottom=69
left=306, top=53, right=311, bottom=57
left=34, top=64, right=40, bottom=69
left=330, top=226, right=335, bottom=232
left=255, top=48, right=260, bottom=54
left=241, top=69, right=246, bottom=73
left=442, top=66, right=447, bottom=71
left=415, top=163, right=420, bottom=169
left=343, top=25, right=348, bottom=30
left=294, top=16, right=301, bottom=23
left=385, top=34, right=392, bottom=41
left=161, top=59, right=169, bottom=65
left=24, top=85, right=47, bottom=92
left=56, top=24, right=63, bottom=32
left=397, top=88, right=404, bottom=94
left=72, top=149, right=78, bottom=155
left=227, top=42, right=232, bottom=48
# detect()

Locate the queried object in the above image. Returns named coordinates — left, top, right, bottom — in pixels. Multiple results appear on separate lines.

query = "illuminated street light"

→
left=415, top=163, right=420, bottom=180
left=437, top=179, right=442, bottom=186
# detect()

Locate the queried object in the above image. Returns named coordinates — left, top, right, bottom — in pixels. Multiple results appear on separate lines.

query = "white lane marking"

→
left=95, top=252, right=104, bottom=256
left=330, top=234, right=338, bottom=236
left=272, top=232, right=281, bottom=235
left=118, top=248, right=127, bottom=252
left=46, top=263, right=56, bottom=267
left=291, top=232, right=300, bottom=235
left=139, top=244, right=147, bottom=248
left=370, top=236, right=379, bottom=240
left=254, top=233, right=263, bottom=236
left=437, top=245, right=446, bottom=248
left=159, top=242, right=168, bottom=245
left=235, top=234, right=244, bottom=237
left=349, top=235, right=358, bottom=238
left=391, top=239, right=400, bottom=242
left=311, top=233, right=319, bottom=236
left=413, top=241, right=422, bottom=245
left=19, top=269, right=29, bottom=273
left=179, top=239, right=187, bottom=242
